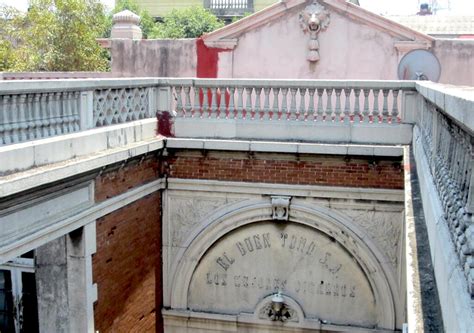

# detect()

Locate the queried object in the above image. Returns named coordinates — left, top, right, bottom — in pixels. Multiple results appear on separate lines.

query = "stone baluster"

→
left=194, top=87, right=201, bottom=118
left=343, top=88, right=351, bottom=122
left=263, top=87, right=271, bottom=120
left=316, top=89, right=324, bottom=121
left=362, top=89, right=370, bottom=123
left=353, top=88, right=361, bottom=122
left=334, top=88, right=342, bottom=122
left=202, top=88, right=209, bottom=118
left=9, top=95, right=19, bottom=142
left=18, top=94, right=28, bottom=142
left=0, top=96, right=7, bottom=145
left=237, top=87, right=244, bottom=119
left=254, top=87, right=262, bottom=120
left=33, top=94, right=42, bottom=139
left=298, top=88, right=306, bottom=121
left=73, top=92, right=80, bottom=132
left=67, top=92, right=76, bottom=133
left=307, top=88, right=315, bottom=121
left=289, top=88, right=297, bottom=121
left=372, top=89, right=380, bottom=123
left=382, top=89, right=389, bottom=123
left=0, top=97, right=4, bottom=145
left=245, top=87, right=253, bottom=120
left=175, top=86, right=184, bottom=117
left=56, top=92, right=65, bottom=133
left=184, top=86, right=192, bottom=118
left=326, top=88, right=333, bottom=121
left=47, top=93, right=58, bottom=134
left=62, top=92, right=71, bottom=132
left=226, top=87, right=234, bottom=119
left=219, top=86, right=227, bottom=119
left=26, top=94, right=35, bottom=140
left=40, top=93, right=49, bottom=137
left=392, top=90, right=400, bottom=123
left=281, top=88, right=288, bottom=120
left=59, top=93, right=68, bottom=132
left=271, top=87, right=280, bottom=120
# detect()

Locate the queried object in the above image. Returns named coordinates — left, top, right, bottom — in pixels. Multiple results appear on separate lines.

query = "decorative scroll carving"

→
left=271, top=196, right=291, bottom=220
left=169, top=195, right=243, bottom=247
left=299, top=1, right=330, bottom=62
left=341, top=210, right=402, bottom=271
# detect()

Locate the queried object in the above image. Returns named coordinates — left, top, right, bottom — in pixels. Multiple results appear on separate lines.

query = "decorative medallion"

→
left=271, top=196, right=291, bottom=221
left=299, top=1, right=331, bottom=62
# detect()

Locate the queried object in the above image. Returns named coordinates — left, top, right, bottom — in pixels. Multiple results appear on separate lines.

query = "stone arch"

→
left=169, top=198, right=400, bottom=330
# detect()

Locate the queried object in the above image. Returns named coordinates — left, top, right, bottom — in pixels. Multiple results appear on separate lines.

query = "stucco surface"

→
left=111, top=39, right=197, bottom=77
left=433, top=39, right=474, bottom=86
left=225, top=7, right=400, bottom=79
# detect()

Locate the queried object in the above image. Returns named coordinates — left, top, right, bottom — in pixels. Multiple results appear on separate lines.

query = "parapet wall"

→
left=110, top=39, right=197, bottom=77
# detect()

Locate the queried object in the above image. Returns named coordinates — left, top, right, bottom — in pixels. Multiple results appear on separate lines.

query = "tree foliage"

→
left=0, top=5, right=20, bottom=71
left=150, top=6, right=225, bottom=39
left=0, top=0, right=108, bottom=72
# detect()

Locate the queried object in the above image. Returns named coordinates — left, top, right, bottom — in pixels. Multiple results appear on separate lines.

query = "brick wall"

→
left=166, top=151, right=404, bottom=189
left=95, top=157, right=160, bottom=202
left=91, top=149, right=403, bottom=332
left=92, top=157, right=162, bottom=333
left=93, top=193, right=161, bottom=333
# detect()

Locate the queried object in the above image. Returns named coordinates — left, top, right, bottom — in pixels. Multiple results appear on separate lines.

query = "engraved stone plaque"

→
left=188, top=221, right=377, bottom=328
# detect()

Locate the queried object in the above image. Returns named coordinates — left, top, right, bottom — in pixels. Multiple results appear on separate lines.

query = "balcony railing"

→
left=204, top=0, right=254, bottom=17
left=167, top=79, right=413, bottom=123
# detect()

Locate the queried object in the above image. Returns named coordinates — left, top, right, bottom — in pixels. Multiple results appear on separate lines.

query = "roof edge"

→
left=327, top=0, right=434, bottom=42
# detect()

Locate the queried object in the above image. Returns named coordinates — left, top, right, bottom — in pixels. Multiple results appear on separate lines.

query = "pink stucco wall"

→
left=222, top=7, right=400, bottom=80
left=211, top=3, right=473, bottom=86
left=433, top=39, right=474, bottom=86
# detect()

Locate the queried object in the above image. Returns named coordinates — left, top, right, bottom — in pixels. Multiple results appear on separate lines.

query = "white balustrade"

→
left=0, top=91, right=80, bottom=145
left=169, top=80, right=412, bottom=124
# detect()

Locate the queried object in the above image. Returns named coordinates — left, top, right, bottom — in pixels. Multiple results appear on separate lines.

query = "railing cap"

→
left=0, top=78, right=160, bottom=94
left=416, top=81, right=474, bottom=135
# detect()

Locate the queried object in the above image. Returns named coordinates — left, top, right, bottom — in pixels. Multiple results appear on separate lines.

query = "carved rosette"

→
left=299, top=1, right=330, bottom=62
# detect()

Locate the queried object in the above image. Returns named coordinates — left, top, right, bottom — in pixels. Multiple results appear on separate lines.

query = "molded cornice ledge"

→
left=202, top=0, right=307, bottom=49
left=394, top=41, right=432, bottom=54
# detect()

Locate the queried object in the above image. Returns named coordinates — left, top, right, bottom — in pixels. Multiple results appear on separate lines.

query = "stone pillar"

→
left=36, top=223, right=97, bottom=333
left=111, top=10, right=142, bottom=39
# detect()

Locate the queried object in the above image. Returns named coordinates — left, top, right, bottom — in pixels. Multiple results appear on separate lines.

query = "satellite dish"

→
left=398, top=49, right=441, bottom=82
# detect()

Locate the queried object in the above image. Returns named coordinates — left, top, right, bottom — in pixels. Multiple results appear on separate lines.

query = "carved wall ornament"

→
left=299, top=0, right=331, bottom=62
left=271, top=196, right=291, bottom=220
left=258, top=293, right=299, bottom=322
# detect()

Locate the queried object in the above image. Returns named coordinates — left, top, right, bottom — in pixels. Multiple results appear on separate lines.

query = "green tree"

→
left=1, top=0, right=109, bottom=72
left=105, top=0, right=156, bottom=39
left=0, top=5, right=20, bottom=71
left=150, top=6, right=224, bottom=39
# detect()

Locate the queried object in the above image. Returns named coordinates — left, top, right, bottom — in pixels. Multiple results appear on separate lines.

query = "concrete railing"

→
left=165, top=79, right=416, bottom=123
left=204, top=0, right=254, bottom=16
left=0, top=79, right=158, bottom=146
left=414, top=82, right=474, bottom=299
left=0, top=78, right=420, bottom=146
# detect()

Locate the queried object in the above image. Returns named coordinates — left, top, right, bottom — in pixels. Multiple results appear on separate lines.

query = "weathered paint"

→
left=196, top=37, right=232, bottom=78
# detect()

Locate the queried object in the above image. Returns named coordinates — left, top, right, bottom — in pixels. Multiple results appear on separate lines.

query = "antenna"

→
left=397, top=49, right=441, bottom=82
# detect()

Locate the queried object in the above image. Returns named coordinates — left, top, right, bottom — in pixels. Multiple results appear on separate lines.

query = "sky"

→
left=0, top=0, right=473, bottom=15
